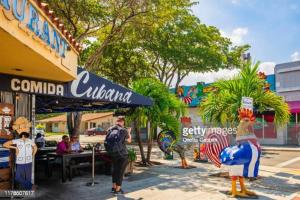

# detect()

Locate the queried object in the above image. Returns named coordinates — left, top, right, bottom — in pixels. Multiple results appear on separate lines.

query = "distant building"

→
left=170, top=74, right=299, bottom=146
left=275, top=61, right=300, bottom=145
left=37, top=112, right=116, bottom=134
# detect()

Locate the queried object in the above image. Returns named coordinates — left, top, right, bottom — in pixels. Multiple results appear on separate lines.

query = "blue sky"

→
left=192, top=0, right=300, bottom=64
left=176, top=0, right=300, bottom=86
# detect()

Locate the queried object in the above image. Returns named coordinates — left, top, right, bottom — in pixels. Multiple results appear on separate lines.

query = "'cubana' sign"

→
left=0, top=0, right=68, bottom=58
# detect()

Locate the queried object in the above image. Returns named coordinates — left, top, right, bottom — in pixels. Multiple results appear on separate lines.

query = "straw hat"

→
left=12, top=117, right=32, bottom=134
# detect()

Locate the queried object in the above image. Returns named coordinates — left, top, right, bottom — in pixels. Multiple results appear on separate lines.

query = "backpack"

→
left=104, top=126, right=124, bottom=155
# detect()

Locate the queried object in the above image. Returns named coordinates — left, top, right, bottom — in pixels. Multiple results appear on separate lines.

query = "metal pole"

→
left=92, top=146, right=95, bottom=184
left=86, top=144, right=98, bottom=186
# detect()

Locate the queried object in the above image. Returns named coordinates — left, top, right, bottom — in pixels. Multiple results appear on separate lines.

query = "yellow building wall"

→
left=80, top=116, right=116, bottom=133
left=38, top=116, right=116, bottom=134
left=37, top=122, right=67, bottom=133
left=0, top=0, right=78, bottom=82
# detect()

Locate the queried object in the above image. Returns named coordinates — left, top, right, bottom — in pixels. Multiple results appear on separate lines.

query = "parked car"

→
left=84, top=127, right=107, bottom=136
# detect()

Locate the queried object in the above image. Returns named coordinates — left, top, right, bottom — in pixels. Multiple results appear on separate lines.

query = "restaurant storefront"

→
left=0, top=0, right=80, bottom=190
left=0, top=0, right=152, bottom=191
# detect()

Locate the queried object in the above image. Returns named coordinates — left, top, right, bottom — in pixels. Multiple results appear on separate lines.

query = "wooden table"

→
left=37, top=147, right=56, bottom=155
left=46, top=151, right=108, bottom=182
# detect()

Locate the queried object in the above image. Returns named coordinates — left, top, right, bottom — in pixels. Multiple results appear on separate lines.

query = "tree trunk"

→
left=67, top=112, right=82, bottom=137
left=146, top=121, right=152, bottom=163
left=181, top=157, right=188, bottom=169
left=134, top=117, right=146, bottom=165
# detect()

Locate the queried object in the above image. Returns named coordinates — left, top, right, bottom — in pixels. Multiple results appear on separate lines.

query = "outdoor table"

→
left=37, top=147, right=57, bottom=155
left=46, top=150, right=108, bottom=182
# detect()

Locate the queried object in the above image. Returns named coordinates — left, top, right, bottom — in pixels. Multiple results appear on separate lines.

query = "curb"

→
left=262, top=147, right=300, bottom=152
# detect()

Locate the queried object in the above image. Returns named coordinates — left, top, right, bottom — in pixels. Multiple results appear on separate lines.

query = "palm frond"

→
left=199, top=61, right=290, bottom=127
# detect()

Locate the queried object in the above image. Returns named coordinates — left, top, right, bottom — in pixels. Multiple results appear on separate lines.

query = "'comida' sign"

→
left=0, top=0, right=68, bottom=58
left=0, top=74, right=65, bottom=96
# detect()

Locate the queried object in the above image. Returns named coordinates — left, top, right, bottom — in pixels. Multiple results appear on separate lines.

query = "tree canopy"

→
left=47, top=0, right=249, bottom=88
left=199, top=61, right=290, bottom=127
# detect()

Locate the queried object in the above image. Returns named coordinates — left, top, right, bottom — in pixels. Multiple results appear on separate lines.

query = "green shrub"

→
left=128, top=148, right=137, bottom=162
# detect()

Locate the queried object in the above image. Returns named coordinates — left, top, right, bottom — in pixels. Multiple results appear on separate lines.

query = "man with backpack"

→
left=104, top=116, right=132, bottom=195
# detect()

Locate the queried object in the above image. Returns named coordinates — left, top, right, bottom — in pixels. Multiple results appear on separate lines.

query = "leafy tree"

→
left=81, top=38, right=154, bottom=87
left=45, top=0, right=105, bottom=42
left=199, top=61, right=290, bottom=127
left=129, top=78, right=186, bottom=165
left=141, top=11, right=250, bottom=89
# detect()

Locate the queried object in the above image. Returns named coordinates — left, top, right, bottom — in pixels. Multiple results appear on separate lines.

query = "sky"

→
left=177, top=0, right=300, bottom=86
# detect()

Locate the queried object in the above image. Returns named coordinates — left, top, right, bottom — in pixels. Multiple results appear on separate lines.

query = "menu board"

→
left=0, top=103, right=14, bottom=139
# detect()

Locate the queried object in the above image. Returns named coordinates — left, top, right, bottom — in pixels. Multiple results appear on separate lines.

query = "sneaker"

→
left=111, top=188, right=115, bottom=193
left=114, top=189, right=125, bottom=195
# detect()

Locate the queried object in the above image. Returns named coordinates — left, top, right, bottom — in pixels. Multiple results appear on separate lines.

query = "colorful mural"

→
left=171, top=74, right=275, bottom=107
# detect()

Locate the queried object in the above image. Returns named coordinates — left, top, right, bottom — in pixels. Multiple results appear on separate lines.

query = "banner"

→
left=0, top=68, right=152, bottom=106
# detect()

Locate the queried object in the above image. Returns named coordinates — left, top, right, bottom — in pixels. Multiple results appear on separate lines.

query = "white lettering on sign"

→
left=0, top=0, right=68, bottom=58
left=241, top=97, right=253, bottom=111
left=71, top=71, right=132, bottom=103
left=11, top=78, right=64, bottom=96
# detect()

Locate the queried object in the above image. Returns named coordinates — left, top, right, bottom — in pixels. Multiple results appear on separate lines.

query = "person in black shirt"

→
left=109, top=116, right=132, bottom=195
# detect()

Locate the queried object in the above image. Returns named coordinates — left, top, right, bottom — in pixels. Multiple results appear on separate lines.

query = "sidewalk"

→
left=262, top=145, right=300, bottom=152
left=31, top=157, right=300, bottom=200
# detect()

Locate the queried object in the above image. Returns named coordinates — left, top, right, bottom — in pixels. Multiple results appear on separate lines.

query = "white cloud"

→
left=258, top=62, right=275, bottom=75
left=291, top=51, right=300, bottom=61
left=221, top=27, right=248, bottom=46
left=171, top=61, right=275, bottom=87
left=172, top=69, right=240, bottom=87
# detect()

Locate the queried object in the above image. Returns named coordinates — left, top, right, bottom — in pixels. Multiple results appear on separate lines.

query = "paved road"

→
left=261, top=150, right=300, bottom=169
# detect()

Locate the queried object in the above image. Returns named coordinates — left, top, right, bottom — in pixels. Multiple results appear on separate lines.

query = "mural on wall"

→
left=171, top=74, right=275, bottom=107
left=173, top=82, right=209, bottom=106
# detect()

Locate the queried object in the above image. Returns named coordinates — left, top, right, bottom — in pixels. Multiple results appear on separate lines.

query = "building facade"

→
left=275, top=61, right=300, bottom=145
left=37, top=112, right=116, bottom=133
left=173, top=70, right=300, bottom=146
left=0, top=0, right=79, bottom=190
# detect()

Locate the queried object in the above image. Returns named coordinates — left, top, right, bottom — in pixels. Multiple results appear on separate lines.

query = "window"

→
left=90, top=122, right=96, bottom=128
left=53, top=123, right=59, bottom=128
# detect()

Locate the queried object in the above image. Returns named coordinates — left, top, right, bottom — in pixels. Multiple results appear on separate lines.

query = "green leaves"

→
left=132, top=78, right=186, bottom=136
left=199, top=61, right=290, bottom=127
left=48, top=0, right=249, bottom=88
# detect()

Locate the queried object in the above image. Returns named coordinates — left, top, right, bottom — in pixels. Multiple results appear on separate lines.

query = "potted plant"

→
left=125, top=148, right=137, bottom=175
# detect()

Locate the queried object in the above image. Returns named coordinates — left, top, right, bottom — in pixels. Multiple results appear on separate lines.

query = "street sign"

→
left=241, top=97, right=253, bottom=111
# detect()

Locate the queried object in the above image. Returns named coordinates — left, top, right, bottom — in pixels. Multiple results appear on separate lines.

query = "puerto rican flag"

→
left=0, top=148, right=10, bottom=168
left=220, top=135, right=261, bottom=178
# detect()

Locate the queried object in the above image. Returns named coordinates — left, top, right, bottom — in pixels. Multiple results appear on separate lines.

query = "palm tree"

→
left=199, top=61, right=289, bottom=127
left=130, top=78, right=186, bottom=166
